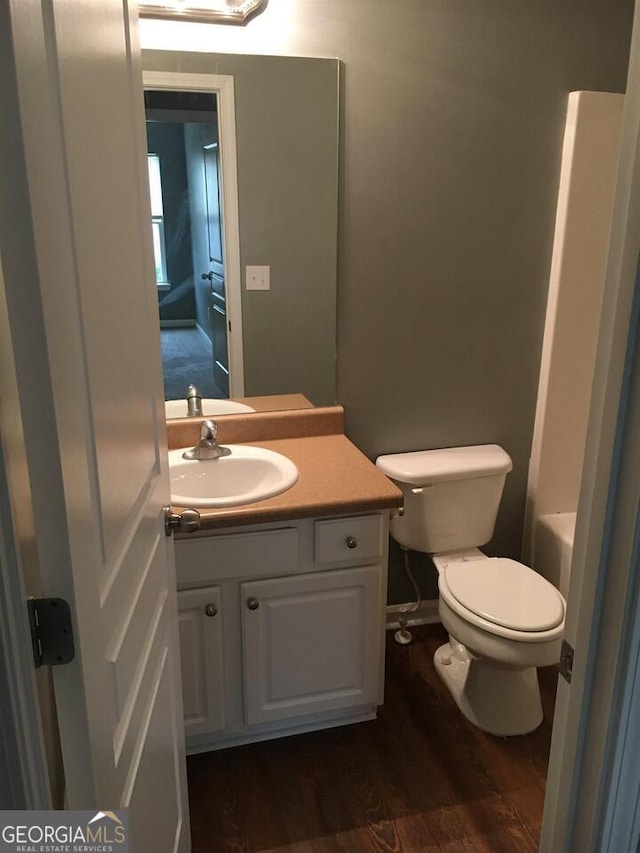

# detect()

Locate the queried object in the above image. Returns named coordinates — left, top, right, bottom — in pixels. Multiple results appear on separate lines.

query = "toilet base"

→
left=433, top=641, right=543, bottom=736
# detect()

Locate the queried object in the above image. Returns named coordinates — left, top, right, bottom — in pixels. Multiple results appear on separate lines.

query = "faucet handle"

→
left=182, top=418, right=230, bottom=460
left=200, top=418, right=218, bottom=441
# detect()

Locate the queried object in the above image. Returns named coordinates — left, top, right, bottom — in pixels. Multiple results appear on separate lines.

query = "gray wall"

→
left=228, top=53, right=339, bottom=405
left=143, top=51, right=340, bottom=406
left=143, top=2, right=633, bottom=600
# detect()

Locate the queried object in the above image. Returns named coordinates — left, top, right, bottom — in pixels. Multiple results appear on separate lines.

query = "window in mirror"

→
left=147, top=154, right=169, bottom=287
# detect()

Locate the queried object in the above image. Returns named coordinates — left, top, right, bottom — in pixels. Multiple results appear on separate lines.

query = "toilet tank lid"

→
left=375, top=444, right=513, bottom=485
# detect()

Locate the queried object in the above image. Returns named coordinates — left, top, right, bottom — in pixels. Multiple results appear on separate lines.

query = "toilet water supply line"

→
left=394, top=546, right=422, bottom=645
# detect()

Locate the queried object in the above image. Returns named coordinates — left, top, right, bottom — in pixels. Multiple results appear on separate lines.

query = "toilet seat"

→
left=438, top=557, right=565, bottom=643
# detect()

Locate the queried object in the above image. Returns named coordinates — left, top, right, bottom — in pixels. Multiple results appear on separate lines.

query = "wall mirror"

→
left=141, top=50, right=340, bottom=418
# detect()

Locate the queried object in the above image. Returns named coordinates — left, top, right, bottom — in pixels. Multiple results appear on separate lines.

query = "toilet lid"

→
left=444, top=558, right=565, bottom=632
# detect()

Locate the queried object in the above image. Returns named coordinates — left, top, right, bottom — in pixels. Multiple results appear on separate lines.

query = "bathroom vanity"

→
left=176, top=512, right=389, bottom=752
left=167, top=406, right=402, bottom=753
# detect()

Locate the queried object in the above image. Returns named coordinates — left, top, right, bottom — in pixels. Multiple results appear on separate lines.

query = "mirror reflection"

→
left=141, top=51, right=340, bottom=418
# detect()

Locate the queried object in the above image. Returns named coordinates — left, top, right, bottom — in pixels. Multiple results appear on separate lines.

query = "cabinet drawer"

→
left=176, top=527, right=298, bottom=586
left=315, top=515, right=383, bottom=565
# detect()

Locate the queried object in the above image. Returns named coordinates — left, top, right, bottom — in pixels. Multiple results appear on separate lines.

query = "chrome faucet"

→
left=182, top=419, right=231, bottom=460
left=186, top=384, right=203, bottom=418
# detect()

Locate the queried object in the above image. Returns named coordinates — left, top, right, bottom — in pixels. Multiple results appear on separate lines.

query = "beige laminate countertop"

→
left=233, top=393, right=314, bottom=412
left=172, top=433, right=403, bottom=531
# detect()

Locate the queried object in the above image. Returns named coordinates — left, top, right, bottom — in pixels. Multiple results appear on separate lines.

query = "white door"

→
left=2, top=1, right=189, bottom=849
left=203, top=143, right=231, bottom=395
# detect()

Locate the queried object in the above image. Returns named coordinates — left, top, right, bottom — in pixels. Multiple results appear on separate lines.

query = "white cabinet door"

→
left=242, top=566, right=381, bottom=725
left=178, top=587, right=225, bottom=737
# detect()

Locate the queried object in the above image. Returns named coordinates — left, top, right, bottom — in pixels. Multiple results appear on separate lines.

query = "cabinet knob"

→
left=246, top=597, right=260, bottom=611
left=345, top=536, right=358, bottom=549
left=204, top=603, right=217, bottom=618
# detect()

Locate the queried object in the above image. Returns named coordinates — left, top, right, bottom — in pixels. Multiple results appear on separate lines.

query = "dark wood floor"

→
left=187, top=624, right=558, bottom=852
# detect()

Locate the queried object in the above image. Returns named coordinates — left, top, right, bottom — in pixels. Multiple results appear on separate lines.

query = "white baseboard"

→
left=159, top=319, right=196, bottom=329
left=195, top=322, right=212, bottom=345
left=386, top=599, right=441, bottom=630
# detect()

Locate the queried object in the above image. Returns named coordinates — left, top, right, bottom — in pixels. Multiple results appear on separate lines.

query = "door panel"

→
left=204, top=144, right=229, bottom=394
left=204, top=144, right=224, bottom=273
left=113, top=606, right=170, bottom=774
left=211, top=283, right=230, bottom=394
left=106, top=535, right=166, bottom=720
left=127, top=641, right=185, bottom=851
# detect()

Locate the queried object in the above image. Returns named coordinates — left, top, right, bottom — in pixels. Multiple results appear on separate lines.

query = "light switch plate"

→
left=246, top=265, right=270, bottom=291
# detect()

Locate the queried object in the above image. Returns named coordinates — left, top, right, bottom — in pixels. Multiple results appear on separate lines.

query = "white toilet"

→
left=376, top=444, right=566, bottom=736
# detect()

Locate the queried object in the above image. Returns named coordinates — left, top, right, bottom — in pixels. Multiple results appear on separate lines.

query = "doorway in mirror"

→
left=145, top=89, right=230, bottom=400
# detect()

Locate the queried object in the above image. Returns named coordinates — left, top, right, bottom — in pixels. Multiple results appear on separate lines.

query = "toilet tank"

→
left=376, top=445, right=513, bottom=553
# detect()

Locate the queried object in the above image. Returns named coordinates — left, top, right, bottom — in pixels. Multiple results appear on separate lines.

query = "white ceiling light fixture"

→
left=138, top=0, right=268, bottom=24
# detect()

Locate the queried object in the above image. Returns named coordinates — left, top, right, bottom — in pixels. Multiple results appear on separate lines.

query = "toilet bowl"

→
left=433, top=549, right=563, bottom=735
left=376, top=445, right=566, bottom=736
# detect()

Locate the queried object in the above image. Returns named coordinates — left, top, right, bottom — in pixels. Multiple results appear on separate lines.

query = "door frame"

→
left=0, top=251, right=52, bottom=809
left=0, top=518, right=49, bottom=810
left=143, top=70, right=245, bottom=397
left=593, top=291, right=640, bottom=850
left=540, top=2, right=640, bottom=848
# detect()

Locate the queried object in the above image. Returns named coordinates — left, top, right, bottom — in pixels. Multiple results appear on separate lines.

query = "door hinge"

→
left=559, top=639, right=574, bottom=684
left=28, top=598, right=75, bottom=669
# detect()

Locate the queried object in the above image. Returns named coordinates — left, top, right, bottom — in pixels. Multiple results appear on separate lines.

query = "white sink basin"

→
left=165, top=399, right=256, bottom=419
left=168, top=445, right=299, bottom=507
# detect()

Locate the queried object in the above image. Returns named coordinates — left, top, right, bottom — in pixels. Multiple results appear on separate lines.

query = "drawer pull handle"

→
left=204, top=603, right=217, bottom=618
left=247, top=597, right=260, bottom=611
left=346, top=536, right=358, bottom=549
